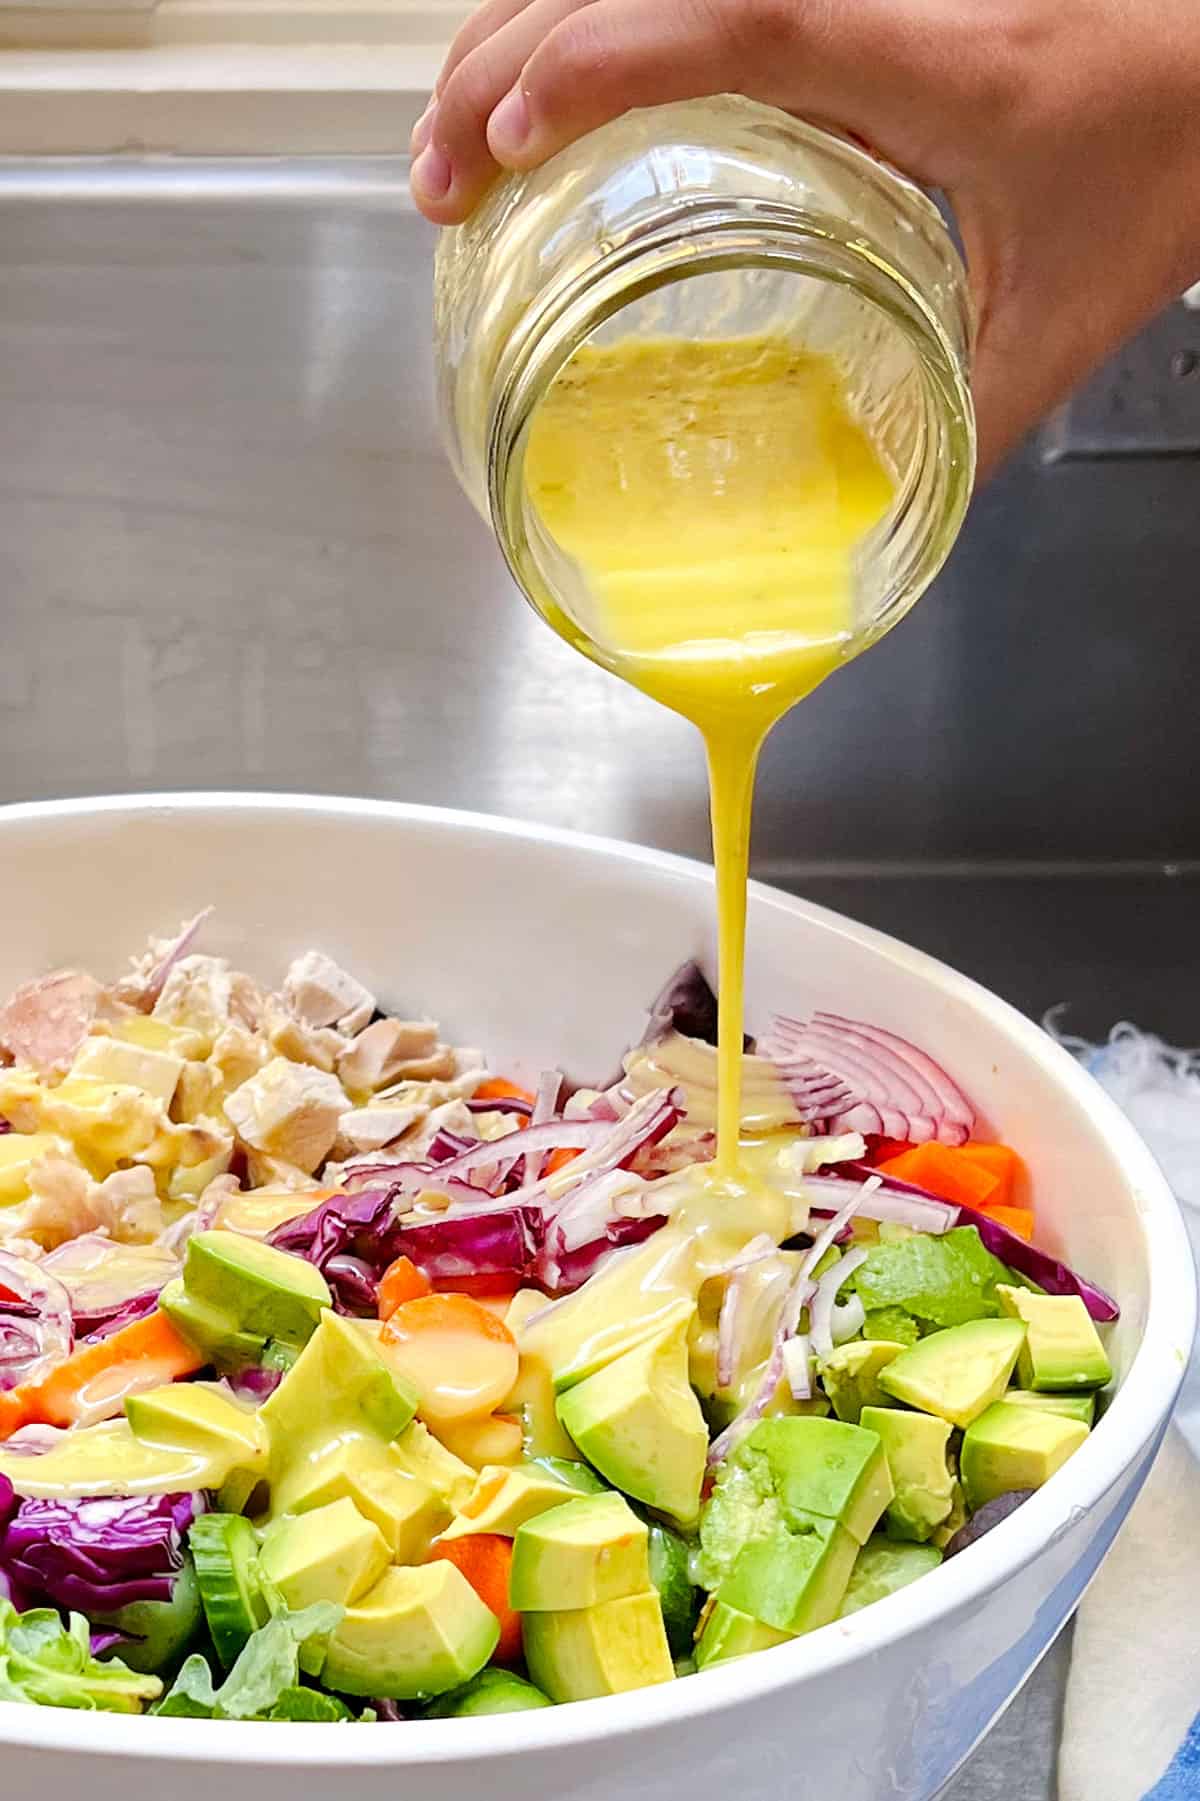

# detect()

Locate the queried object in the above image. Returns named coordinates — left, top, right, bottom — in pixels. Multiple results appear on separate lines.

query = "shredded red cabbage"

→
left=0, top=1491, right=203, bottom=1613
left=75, top=1290, right=162, bottom=1345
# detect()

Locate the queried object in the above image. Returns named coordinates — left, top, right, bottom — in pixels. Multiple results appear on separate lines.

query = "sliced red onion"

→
left=140, top=910, right=212, bottom=1007
left=805, top=1172, right=957, bottom=1235
left=324, top=1254, right=380, bottom=1313
left=764, top=1012, right=975, bottom=1146
left=465, top=1096, right=532, bottom=1119
left=513, top=1089, right=684, bottom=1213
left=782, top=1333, right=812, bottom=1400
left=0, top=1252, right=73, bottom=1389
left=809, top=1246, right=870, bottom=1360
left=426, top=1129, right=480, bottom=1164
left=226, top=1364, right=283, bottom=1403
left=0, top=1119, right=11, bottom=1136
left=543, top=1213, right=668, bottom=1293
left=532, top=1071, right=562, bottom=1126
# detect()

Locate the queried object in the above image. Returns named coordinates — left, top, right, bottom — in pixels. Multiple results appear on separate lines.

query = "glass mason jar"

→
left=434, top=96, right=975, bottom=673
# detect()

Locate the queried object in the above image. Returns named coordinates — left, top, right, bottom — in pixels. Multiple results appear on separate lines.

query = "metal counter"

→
left=0, top=159, right=1197, bottom=1793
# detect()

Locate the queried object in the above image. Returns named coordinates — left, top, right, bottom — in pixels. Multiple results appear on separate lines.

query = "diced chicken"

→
left=153, top=955, right=236, bottom=1048
left=90, top=1167, right=166, bottom=1243
left=264, top=1001, right=345, bottom=1075
left=244, top=1151, right=324, bottom=1192
left=71, top=1036, right=184, bottom=1109
left=208, top=1023, right=268, bottom=1095
left=173, top=1060, right=220, bottom=1123
left=224, top=1056, right=348, bottom=1174
left=12, top=1154, right=166, bottom=1247
left=41, top=1080, right=165, bottom=1173
left=0, top=971, right=102, bottom=1076
left=337, top=1018, right=442, bottom=1093
left=336, top=1103, right=425, bottom=1155
left=283, top=951, right=375, bottom=1033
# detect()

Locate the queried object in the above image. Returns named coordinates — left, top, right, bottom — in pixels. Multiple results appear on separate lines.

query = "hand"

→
left=410, top=0, right=1200, bottom=475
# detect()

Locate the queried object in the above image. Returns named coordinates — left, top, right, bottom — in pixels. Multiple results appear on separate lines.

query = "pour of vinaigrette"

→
left=520, top=333, right=894, bottom=1347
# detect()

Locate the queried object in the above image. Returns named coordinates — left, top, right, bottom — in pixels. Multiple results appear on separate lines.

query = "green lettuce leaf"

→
left=268, top=1687, right=353, bottom=1721
left=154, top=1603, right=343, bottom=1721
left=852, top=1227, right=1010, bottom=1331
left=0, top=1603, right=161, bottom=1714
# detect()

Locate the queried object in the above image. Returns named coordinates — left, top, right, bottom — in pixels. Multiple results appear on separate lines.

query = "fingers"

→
left=412, top=0, right=596, bottom=220
left=434, top=0, right=541, bottom=99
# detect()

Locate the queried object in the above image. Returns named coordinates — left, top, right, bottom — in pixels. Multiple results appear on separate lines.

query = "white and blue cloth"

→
left=1054, top=1027, right=1200, bottom=1801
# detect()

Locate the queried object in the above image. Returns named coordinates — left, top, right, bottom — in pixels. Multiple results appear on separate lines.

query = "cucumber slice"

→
left=425, top=1670, right=552, bottom=1717
left=646, top=1523, right=698, bottom=1658
left=95, top=1559, right=204, bottom=1677
left=189, top=1513, right=271, bottom=1668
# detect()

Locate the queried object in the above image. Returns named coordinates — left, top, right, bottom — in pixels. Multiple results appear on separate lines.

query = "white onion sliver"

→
left=716, top=1274, right=742, bottom=1392
left=803, top=1173, right=956, bottom=1235
left=832, top=1293, right=866, bottom=1345
left=532, top=1070, right=562, bottom=1126
left=782, top=1333, right=812, bottom=1400
left=809, top=1245, right=870, bottom=1360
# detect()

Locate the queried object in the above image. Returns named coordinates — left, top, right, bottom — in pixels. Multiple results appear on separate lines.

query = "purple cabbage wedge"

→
left=0, top=1490, right=203, bottom=1614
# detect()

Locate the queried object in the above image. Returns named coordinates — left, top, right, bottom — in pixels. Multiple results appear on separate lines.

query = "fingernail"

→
left=488, top=86, right=531, bottom=159
left=411, top=144, right=452, bottom=203
left=410, top=99, right=437, bottom=155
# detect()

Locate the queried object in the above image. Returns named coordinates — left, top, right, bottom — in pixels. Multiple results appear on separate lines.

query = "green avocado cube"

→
left=838, top=1537, right=942, bottom=1616
left=960, top=1400, right=1089, bottom=1511
left=997, top=1286, right=1112, bottom=1392
left=1005, top=1389, right=1096, bottom=1427
left=819, top=1341, right=908, bottom=1424
left=158, top=1280, right=267, bottom=1368
left=270, top=1437, right=451, bottom=1562
left=184, top=1230, right=331, bottom=1348
left=319, top=1562, right=500, bottom=1700
left=522, top=1590, right=674, bottom=1702
left=719, top=1511, right=860, bottom=1634
left=509, top=1492, right=649, bottom=1611
left=440, top=1463, right=577, bottom=1540
left=878, top=1318, right=1026, bottom=1428
left=694, top=1600, right=793, bottom=1669
left=259, top=1497, right=390, bottom=1613
left=744, top=1416, right=894, bottom=1546
left=860, top=1406, right=955, bottom=1542
left=555, top=1314, right=707, bottom=1526
left=262, top=1312, right=419, bottom=1455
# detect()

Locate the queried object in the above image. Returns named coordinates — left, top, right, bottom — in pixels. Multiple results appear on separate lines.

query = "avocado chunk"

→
left=440, top=1463, right=576, bottom=1540
left=184, top=1230, right=331, bottom=1349
left=555, top=1313, right=707, bottom=1525
left=931, top=1482, right=968, bottom=1550
left=693, top=1601, right=792, bottom=1669
left=272, top=1439, right=450, bottom=1562
left=388, top=1421, right=476, bottom=1512
left=125, top=1383, right=269, bottom=1512
left=819, top=1341, right=907, bottom=1424
left=742, top=1416, right=894, bottom=1546
left=878, top=1318, right=1026, bottom=1428
left=320, top=1562, right=500, bottom=1700
left=424, top=1669, right=552, bottom=1716
left=960, top=1400, right=1089, bottom=1511
left=504, top=1290, right=580, bottom=1460
left=263, top=1312, right=418, bottom=1452
left=838, top=1537, right=942, bottom=1617
left=259, top=1498, right=390, bottom=1612
left=996, top=1286, right=1112, bottom=1392
left=509, top=1492, right=649, bottom=1611
left=529, top=1456, right=607, bottom=1494
left=159, top=1281, right=268, bottom=1368
left=720, top=1511, right=860, bottom=1634
left=1005, top=1389, right=1096, bottom=1426
left=523, top=1590, right=674, bottom=1702
left=860, top=1406, right=955, bottom=1543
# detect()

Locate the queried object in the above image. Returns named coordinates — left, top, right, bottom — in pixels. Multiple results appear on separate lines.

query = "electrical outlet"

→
left=1041, top=295, right=1200, bottom=461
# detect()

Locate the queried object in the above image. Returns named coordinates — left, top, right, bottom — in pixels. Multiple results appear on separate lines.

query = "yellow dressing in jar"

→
left=525, top=333, right=893, bottom=1179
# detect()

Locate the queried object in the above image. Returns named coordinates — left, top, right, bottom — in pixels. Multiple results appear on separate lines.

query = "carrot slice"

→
left=427, top=1534, right=522, bottom=1664
left=378, top=1255, right=433, bottom=1320
left=474, top=1079, right=536, bottom=1106
left=956, top=1142, right=1024, bottom=1209
left=21, top=1311, right=204, bottom=1431
left=543, top=1146, right=583, bottom=1178
left=0, top=1389, right=31, bottom=1441
left=878, top=1143, right=1001, bottom=1210
left=974, top=1203, right=1036, bottom=1242
left=381, top=1293, right=519, bottom=1425
left=383, top=1292, right=517, bottom=1350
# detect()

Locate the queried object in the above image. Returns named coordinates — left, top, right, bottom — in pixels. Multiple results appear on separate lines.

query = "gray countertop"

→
left=0, top=156, right=1196, bottom=1795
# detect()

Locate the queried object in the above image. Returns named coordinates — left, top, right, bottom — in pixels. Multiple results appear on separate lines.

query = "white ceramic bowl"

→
left=0, top=794, right=1191, bottom=1801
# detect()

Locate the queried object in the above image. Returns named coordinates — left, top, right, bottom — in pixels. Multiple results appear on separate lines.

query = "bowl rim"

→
left=0, top=790, right=1191, bottom=1765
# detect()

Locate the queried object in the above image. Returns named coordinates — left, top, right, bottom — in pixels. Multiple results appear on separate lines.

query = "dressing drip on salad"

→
left=0, top=922, right=1116, bottom=1717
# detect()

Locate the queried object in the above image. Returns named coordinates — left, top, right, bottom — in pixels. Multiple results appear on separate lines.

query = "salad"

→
left=0, top=922, right=1117, bottom=1719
